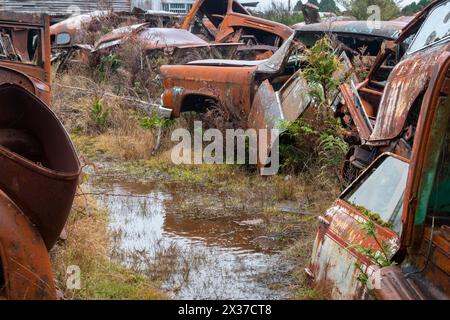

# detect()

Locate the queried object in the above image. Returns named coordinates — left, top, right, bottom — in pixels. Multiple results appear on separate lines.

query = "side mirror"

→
left=55, top=32, right=71, bottom=46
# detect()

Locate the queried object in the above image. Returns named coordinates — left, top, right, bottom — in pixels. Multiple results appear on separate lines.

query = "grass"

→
left=50, top=190, right=167, bottom=300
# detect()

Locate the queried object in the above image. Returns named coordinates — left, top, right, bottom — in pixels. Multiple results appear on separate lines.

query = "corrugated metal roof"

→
left=0, top=1, right=132, bottom=15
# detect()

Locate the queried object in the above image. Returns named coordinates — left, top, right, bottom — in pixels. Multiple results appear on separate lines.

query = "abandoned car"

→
left=0, top=12, right=80, bottom=299
left=91, top=23, right=240, bottom=66
left=308, top=51, right=449, bottom=300
left=182, top=0, right=294, bottom=56
left=158, top=19, right=409, bottom=162
left=51, top=0, right=296, bottom=71
left=294, top=18, right=413, bottom=61
left=308, top=0, right=449, bottom=299
left=333, top=0, right=450, bottom=181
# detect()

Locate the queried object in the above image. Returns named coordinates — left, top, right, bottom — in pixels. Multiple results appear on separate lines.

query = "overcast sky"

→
left=252, top=0, right=416, bottom=11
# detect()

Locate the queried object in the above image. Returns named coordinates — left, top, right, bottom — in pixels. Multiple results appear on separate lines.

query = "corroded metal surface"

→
left=369, top=42, right=450, bottom=144
left=95, top=25, right=209, bottom=51
left=160, top=64, right=255, bottom=117
left=0, top=12, right=81, bottom=300
left=293, top=19, right=411, bottom=39
left=310, top=1, right=450, bottom=299
left=0, top=11, right=52, bottom=105
left=309, top=197, right=400, bottom=299
left=0, top=190, right=56, bottom=300
left=182, top=0, right=293, bottom=48
left=0, top=85, right=80, bottom=249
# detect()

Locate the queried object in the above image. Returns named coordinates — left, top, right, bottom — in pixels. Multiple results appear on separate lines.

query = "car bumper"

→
left=158, top=105, right=173, bottom=118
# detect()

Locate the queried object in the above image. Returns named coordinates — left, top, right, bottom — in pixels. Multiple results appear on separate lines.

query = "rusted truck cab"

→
left=159, top=32, right=311, bottom=123
left=308, top=14, right=449, bottom=298
left=335, top=0, right=450, bottom=182
left=0, top=12, right=52, bottom=105
left=0, top=12, right=80, bottom=299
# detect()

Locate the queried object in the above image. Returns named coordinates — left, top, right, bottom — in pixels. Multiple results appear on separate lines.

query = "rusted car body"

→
left=91, top=23, right=240, bottom=65
left=333, top=0, right=450, bottom=182
left=182, top=0, right=293, bottom=55
left=50, top=10, right=140, bottom=49
left=308, top=0, right=449, bottom=299
left=294, top=19, right=412, bottom=60
left=158, top=19, right=408, bottom=132
left=159, top=31, right=308, bottom=125
left=0, top=12, right=52, bottom=105
left=50, top=10, right=142, bottom=71
left=0, top=12, right=80, bottom=299
left=52, top=0, right=293, bottom=69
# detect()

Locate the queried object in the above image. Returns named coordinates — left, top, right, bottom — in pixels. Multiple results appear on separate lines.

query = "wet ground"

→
left=91, top=178, right=295, bottom=299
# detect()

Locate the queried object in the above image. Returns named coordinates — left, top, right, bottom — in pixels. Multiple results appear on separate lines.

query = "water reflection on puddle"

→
left=93, top=180, right=291, bottom=299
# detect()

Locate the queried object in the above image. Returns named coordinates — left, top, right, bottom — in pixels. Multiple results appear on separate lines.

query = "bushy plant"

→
left=139, top=114, right=175, bottom=130
left=97, top=54, right=122, bottom=80
left=254, top=1, right=304, bottom=26
left=302, top=36, right=343, bottom=110
left=90, top=99, right=109, bottom=132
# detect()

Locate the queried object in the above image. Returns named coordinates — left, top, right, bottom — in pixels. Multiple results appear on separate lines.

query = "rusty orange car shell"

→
left=182, top=0, right=293, bottom=49
left=309, top=0, right=449, bottom=299
left=0, top=12, right=80, bottom=300
left=92, top=23, right=240, bottom=65
left=159, top=18, right=408, bottom=131
left=336, top=0, right=449, bottom=180
left=308, top=51, right=449, bottom=300
left=0, top=11, right=52, bottom=105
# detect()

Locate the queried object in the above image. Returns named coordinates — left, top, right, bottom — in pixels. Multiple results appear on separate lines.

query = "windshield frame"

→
left=405, top=0, right=450, bottom=56
left=0, top=23, right=45, bottom=67
left=340, top=153, right=410, bottom=233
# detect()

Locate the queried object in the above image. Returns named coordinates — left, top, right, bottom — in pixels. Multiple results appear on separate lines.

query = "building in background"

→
left=0, top=1, right=132, bottom=15
left=0, top=0, right=196, bottom=15
left=133, top=0, right=195, bottom=13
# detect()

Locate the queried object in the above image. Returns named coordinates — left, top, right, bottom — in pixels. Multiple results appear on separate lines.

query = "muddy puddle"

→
left=91, top=178, right=294, bottom=299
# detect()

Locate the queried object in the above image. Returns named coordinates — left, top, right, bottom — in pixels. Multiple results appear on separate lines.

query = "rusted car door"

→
left=246, top=35, right=310, bottom=167
left=308, top=153, right=409, bottom=299
left=367, top=53, right=450, bottom=300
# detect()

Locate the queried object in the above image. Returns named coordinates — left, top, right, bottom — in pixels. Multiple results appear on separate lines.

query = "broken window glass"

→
left=343, top=156, right=409, bottom=233
left=407, top=0, right=450, bottom=54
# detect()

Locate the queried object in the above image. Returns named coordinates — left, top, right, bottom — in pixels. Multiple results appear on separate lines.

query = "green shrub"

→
left=90, top=99, right=109, bottom=131
left=139, top=114, right=175, bottom=130
left=97, top=53, right=122, bottom=78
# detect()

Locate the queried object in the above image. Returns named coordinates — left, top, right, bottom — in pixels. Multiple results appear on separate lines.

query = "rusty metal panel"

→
left=0, top=85, right=80, bottom=250
left=309, top=200, right=400, bottom=299
left=0, top=12, right=52, bottom=105
left=294, top=20, right=410, bottom=40
left=369, top=42, right=450, bottom=144
left=370, top=266, right=427, bottom=300
left=278, top=71, right=311, bottom=122
left=0, top=190, right=56, bottom=300
left=247, top=79, right=281, bottom=131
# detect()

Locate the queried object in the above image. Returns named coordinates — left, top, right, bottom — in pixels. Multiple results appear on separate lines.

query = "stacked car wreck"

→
left=0, top=12, right=80, bottom=299
left=50, top=0, right=294, bottom=71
